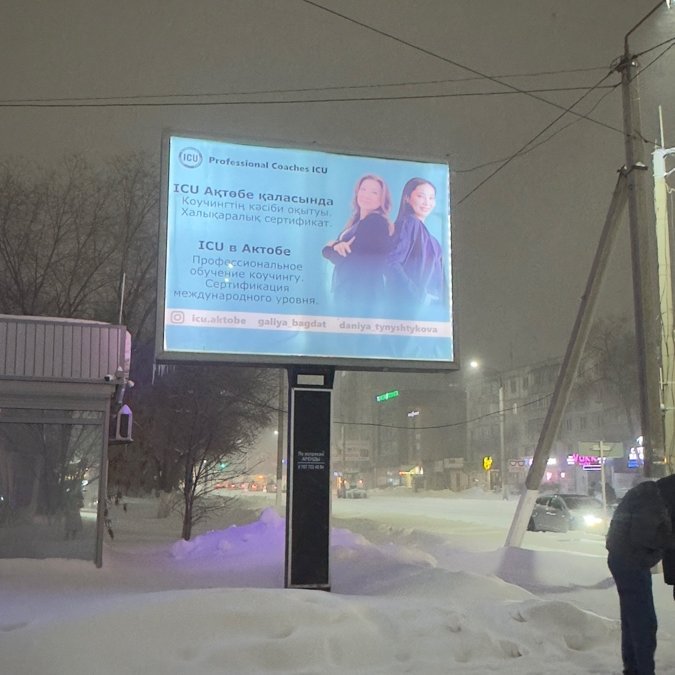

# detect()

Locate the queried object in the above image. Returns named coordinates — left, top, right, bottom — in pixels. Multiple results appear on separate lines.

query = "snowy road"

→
left=345, top=492, right=606, bottom=554
left=248, top=488, right=608, bottom=558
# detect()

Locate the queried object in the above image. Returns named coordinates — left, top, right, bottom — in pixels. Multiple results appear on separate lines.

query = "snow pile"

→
left=1, top=493, right=674, bottom=674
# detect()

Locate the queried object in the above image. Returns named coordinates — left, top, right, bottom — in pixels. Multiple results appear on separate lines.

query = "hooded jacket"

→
left=657, top=474, right=675, bottom=587
left=606, top=479, right=673, bottom=569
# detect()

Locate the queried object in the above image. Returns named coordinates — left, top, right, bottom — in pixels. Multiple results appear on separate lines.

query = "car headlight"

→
left=582, top=513, right=603, bottom=527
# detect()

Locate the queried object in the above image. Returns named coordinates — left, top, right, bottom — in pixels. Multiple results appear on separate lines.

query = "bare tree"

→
left=132, top=364, right=276, bottom=540
left=0, top=153, right=158, bottom=338
left=578, top=316, right=640, bottom=444
left=97, top=154, right=159, bottom=341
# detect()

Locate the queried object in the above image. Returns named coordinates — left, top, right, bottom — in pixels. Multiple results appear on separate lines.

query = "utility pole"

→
left=617, top=12, right=666, bottom=478
left=654, top=145, right=675, bottom=469
left=505, top=172, right=628, bottom=547
left=505, top=0, right=672, bottom=547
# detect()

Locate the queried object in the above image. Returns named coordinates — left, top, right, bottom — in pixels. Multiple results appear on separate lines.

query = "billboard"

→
left=156, top=133, right=455, bottom=370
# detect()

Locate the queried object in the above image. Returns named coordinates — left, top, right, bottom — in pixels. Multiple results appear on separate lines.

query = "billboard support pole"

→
left=505, top=169, right=628, bottom=548
left=275, top=369, right=286, bottom=508
left=285, top=365, right=335, bottom=590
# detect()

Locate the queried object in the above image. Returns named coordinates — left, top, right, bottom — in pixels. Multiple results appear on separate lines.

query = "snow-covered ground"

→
left=1, top=488, right=674, bottom=674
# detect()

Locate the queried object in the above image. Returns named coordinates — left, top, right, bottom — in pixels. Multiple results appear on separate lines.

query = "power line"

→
left=299, top=0, right=624, bottom=135
left=459, top=41, right=672, bottom=176
left=637, top=40, right=675, bottom=76
left=455, top=81, right=621, bottom=174
left=0, top=65, right=610, bottom=106
left=456, top=69, right=617, bottom=205
left=336, top=393, right=554, bottom=432
left=634, top=35, right=675, bottom=59
left=299, top=1, right=672, bottom=203
left=0, top=84, right=617, bottom=109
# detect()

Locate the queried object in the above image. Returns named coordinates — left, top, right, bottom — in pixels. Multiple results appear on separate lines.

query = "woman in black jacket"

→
left=322, top=174, right=394, bottom=317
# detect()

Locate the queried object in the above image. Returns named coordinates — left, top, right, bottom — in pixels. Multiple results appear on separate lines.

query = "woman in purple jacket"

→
left=387, top=178, right=445, bottom=309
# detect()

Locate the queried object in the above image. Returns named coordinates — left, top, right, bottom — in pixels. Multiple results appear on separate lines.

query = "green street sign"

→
left=576, top=441, right=623, bottom=459
left=376, top=390, right=399, bottom=402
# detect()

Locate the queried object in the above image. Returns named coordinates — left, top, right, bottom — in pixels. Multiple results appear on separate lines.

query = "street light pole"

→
left=498, top=380, right=507, bottom=500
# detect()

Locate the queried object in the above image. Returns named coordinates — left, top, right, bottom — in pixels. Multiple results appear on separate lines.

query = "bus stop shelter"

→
left=0, top=315, right=130, bottom=566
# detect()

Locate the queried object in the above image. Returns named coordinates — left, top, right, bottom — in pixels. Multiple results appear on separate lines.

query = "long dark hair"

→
left=394, top=177, right=436, bottom=224
left=343, top=174, right=393, bottom=236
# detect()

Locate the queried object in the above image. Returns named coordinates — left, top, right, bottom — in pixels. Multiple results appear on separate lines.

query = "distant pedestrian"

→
left=605, top=476, right=675, bottom=674
left=64, top=487, right=84, bottom=540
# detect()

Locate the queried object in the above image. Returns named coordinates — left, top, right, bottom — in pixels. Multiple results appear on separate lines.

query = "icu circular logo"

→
left=178, top=147, right=202, bottom=168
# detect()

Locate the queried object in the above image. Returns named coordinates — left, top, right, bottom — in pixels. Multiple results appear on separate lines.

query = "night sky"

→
left=1, top=0, right=673, bottom=371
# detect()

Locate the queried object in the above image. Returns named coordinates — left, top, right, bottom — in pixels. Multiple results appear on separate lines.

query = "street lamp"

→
left=469, top=360, right=507, bottom=500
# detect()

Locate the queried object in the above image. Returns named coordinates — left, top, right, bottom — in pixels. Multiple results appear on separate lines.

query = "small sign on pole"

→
left=376, top=390, right=399, bottom=402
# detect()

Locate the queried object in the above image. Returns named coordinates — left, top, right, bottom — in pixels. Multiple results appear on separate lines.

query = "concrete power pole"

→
left=617, top=23, right=666, bottom=478
left=654, top=145, right=675, bottom=469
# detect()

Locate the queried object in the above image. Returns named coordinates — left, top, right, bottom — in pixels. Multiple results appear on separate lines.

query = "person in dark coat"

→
left=64, top=486, right=84, bottom=540
left=605, top=476, right=675, bottom=674
left=657, top=474, right=675, bottom=596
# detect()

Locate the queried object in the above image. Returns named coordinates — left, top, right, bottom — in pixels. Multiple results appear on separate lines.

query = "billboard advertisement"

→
left=156, top=133, right=455, bottom=370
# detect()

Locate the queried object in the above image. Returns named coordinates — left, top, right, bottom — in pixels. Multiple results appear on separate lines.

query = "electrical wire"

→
left=299, top=0, right=673, bottom=202
left=459, top=40, right=675, bottom=175
left=0, top=66, right=613, bottom=106
left=299, top=0, right=625, bottom=135
left=335, top=393, right=554, bottom=432
left=634, top=35, right=675, bottom=59
left=0, top=0, right=667, bottom=207
left=636, top=40, right=675, bottom=76
left=0, top=85, right=618, bottom=108
left=456, top=69, right=617, bottom=205
left=455, top=81, right=621, bottom=174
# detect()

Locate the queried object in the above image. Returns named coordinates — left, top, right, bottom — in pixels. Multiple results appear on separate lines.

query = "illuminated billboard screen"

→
left=156, top=133, right=455, bottom=370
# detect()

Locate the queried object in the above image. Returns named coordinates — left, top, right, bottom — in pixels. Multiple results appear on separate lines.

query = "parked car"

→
left=344, top=486, right=368, bottom=499
left=265, top=483, right=278, bottom=493
left=528, top=493, right=607, bottom=533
